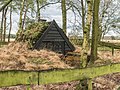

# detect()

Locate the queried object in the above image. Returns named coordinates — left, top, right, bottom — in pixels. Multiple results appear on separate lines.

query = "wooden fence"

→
left=0, top=63, right=120, bottom=89
left=70, top=38, right=120, bottom=56
left=99, top=41, right=120, bottom=56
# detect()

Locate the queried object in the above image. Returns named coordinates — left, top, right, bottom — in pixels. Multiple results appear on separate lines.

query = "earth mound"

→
left=0, top=42, right=71, bottom=70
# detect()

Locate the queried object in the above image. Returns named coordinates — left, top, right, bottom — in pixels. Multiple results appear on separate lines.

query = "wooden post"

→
left=80, top=79, right=88, bottom=90
left=52, top=41, right=54, bottom=51
left=87, top=78, right=92, bottom=90
left=112, top=46, right=114, bottom=56
left=27, top=85, right=31, bottom=90
left=63, top=41, right=65, bottom=55
left=61, top=41, right=65, bottom=55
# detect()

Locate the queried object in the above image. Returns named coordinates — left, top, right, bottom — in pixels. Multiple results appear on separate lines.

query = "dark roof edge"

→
left=52, top=20, right=75, bottom=51
left=33, top=20, right=75, bottom=51
left=33, top=21, right=54, bottom=49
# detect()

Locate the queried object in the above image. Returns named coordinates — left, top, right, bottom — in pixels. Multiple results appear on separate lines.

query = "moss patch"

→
left=16, top=22, right=49, bottom=48
left=98, top=46, right=112, bottom=51
left=28, top=58, right=53, bottom=65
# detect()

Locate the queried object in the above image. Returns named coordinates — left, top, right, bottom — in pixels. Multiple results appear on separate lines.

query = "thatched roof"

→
left=23, top=21, right=49, bottom=41
left=21, top=21, right=51, bottom=48
left=21, top=20, right=75, bottom=53
left=33, top=20, right=75, bottom=53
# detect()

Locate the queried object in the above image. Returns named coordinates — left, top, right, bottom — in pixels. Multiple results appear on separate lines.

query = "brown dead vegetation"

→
left=63, top=46, right=120, bottom=90
left=0, top=42, right=71, bottom=71
left=0, top=43, right=120, bottom=90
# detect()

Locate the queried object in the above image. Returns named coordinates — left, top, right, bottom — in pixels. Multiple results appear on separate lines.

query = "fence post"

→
left=112, top=46, right=114, bottom=56
left=88, top=78, right=92, bottom=90
left=27, top=85, right=31, bottom=90
left=27, top=76, right=32, bottom=90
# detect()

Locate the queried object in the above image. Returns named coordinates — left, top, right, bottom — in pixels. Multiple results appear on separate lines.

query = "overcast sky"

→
left=41, top=3, right=76, bottom=35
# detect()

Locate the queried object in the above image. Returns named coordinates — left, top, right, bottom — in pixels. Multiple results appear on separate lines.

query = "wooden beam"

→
left=0, top=71, right=38, bottom=87
left=88, top=78, right=93, bottom=90
left=99, top=41, right=120, bottom=49
left=39, top=63, right=120, bottom=84
left=0, top=63, right=120, bottom=87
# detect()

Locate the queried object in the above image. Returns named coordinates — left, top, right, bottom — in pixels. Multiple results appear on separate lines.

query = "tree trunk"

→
left=0, top=9, right=4, bottom=42
left=36, top=0, right=40, bottom=22
left=16, top=0, right=25, bottom=41
left=8, top=6, right=12, bottom=42
left=61, top=0, right=67, bottom=34
left=90, top=0, right=100, bottom=64
left=98, top=25, right=102, bottom=42
left=19, top=0, right=25, bottom=30
left=80, top=0, right=93, bottom=67
left=88, top=78, right=92, bottom=90
left=81, top=0, right=85, bottom=31
left=22, top=1, right=28, bottom=30
left=3, top=6, right=8, bottom=43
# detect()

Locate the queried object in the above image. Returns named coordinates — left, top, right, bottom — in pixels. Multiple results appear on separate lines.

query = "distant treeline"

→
left=68, top=36, right=120, bottom=40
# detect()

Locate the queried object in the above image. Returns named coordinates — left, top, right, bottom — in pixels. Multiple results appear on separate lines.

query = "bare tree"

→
left=0, top=9, right=4, bottom=42
left=61, top=0, right=67, bottom=34
left=3, top=6, right=8, bottom=43
left=0, top=0, right=12, bottom=12
left=80, top=0, right=93, bottom=67
left=16, top=0, right=25, bottom=41
left=90, top=0, right=100, bottom=64
left=8, top=5, right=12, bottom=42
left=36, top=0, right=41, bottom=22
left=98, top=0, right=120, bottom=41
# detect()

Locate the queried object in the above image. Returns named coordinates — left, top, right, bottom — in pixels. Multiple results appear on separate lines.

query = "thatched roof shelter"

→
left=22, top=20, right=75, bottom=54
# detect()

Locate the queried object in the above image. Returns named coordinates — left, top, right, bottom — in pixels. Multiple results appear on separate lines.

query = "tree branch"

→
left=0, top=0, right=12, bottom=12
left=39, top=1, right=60, bottom=10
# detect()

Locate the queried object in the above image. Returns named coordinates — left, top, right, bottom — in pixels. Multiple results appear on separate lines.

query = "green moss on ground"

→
left=28, top=58, right=53, bottom=65
left=98, top=46, right=112, bottom=51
